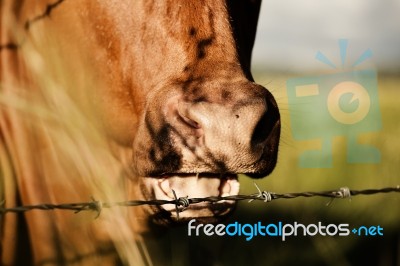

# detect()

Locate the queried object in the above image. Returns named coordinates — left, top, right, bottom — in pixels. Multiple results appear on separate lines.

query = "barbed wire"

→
left=1, top=184, right=399, bottom=219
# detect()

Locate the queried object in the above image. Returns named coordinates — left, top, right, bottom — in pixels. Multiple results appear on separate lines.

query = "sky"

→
left=252, top=0, right=400, bottom=73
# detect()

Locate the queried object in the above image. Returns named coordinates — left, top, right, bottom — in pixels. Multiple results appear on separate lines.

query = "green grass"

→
left=248, top=72, right=400, bottom=227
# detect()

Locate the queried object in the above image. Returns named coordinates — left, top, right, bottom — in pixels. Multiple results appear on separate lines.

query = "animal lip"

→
left=150, top=173, right=239, bottom=212
left=139, top=173, right=239, bottom=223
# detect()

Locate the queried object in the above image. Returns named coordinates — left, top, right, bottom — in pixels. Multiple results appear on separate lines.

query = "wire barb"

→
left=337, top=187, right=351, bottom=199
left=249, top=183, right=274, bottom=203
left=171, top=190, right=190, bottom=220
left=90, top=197, right=103, bottom=219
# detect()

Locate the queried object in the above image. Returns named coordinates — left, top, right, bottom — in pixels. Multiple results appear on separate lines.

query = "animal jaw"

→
left=139, top=174, right=240, bottom=224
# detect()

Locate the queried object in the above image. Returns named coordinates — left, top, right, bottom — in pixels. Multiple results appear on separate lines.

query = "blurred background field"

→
left=250, top=71, right=400, bottom=208
left=242, top=71, right=400, bottom=264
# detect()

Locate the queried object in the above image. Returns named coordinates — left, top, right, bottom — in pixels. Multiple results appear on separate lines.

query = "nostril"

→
left=251, top=112, right=270, bottom=147
left=177, top=108, right=200, bottom=129
left=251, top=101, right=280, bottom=148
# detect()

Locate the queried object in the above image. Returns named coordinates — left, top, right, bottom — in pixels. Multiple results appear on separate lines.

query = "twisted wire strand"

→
left=1, top=185, right=399, bottom=219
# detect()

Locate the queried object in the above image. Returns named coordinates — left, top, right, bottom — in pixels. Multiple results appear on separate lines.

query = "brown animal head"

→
left=1, top=0, right=280, bottom=247
left=97, top=1, right=281, bottom=224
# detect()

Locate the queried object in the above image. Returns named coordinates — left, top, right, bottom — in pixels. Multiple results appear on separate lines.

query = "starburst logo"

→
left=286, top=39, right=382, bottom=168
left=315, top=39, right=373, bottom=69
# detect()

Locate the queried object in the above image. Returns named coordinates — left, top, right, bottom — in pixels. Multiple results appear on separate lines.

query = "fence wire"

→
left=1, top=184, right=399, bottom=219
